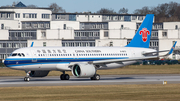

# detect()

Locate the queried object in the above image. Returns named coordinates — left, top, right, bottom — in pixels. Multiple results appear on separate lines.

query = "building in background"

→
left=0, top=2, right=180, bottom=60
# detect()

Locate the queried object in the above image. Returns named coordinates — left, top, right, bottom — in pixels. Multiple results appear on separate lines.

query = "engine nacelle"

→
left=72, top=64, right=96, bottom=78
left=29, top=71, right=49, bottom=77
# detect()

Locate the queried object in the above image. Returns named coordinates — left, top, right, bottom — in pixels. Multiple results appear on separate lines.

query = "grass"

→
left=0, top=84, right=180, bottom=101
left=0, top=65, right=180, bottom=76
left=1, top=65, right=180, bottom=101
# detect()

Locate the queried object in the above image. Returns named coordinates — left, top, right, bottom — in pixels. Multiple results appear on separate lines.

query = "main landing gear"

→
left=24, top=71, right=31, bottom=82
left=91, top=74, right=100, bottom=80
left=60, top=71, right=70, bottom=80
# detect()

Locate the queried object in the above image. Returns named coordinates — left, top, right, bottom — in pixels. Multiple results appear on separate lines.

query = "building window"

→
left=152, top=32, right=158, bottom=37
left=162, top=32, right=167, bottom=37
left=15, top=13, right=20, bottom=18
left=42, top=14, right=50, bottom=19
left=41, top=31, right=46, bottom=37
left=175, top=25, right=178, bottom=29
left=104, top=31, right=109, bottom=37
left=23, top=13, right=37, bottom=18
left=0, top=43, right=2, bottom=48
left=1, top=13, right=5, bottom=18
left=132, top=16, right=137, bottom=20
left=121, top=25, right=124, bottom=29
left=124, top=16, right=131, bottom=21
left=64, top=24, right=66, bottom=29
left=1, top=24, right=4, bottom=29
left=7, top=13, right=10, bottom=18
left=138, top=16, right=143, bottom=20
left=69, top=14, right=76, bottom=21
left=43, top=42, right=46, bottom=47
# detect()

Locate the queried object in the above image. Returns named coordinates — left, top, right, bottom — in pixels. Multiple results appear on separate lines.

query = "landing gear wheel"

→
left=91, top=74, right=100, bottom=80
left=60, top=74, right=65, bottom=80
left=24, top=77, right=27, bottom=81
left=24, top=77, right=30, bottom=82
left=95, top=74, right=100, bottom=80
left=64, top=74, right=70, bottom=80
left=26, top=77, right=30, bottom=82
left=60, top=74, right=70, bottom=80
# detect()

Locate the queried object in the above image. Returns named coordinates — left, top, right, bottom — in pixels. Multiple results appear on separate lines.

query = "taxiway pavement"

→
left=0, top=74, right=180, bottom=87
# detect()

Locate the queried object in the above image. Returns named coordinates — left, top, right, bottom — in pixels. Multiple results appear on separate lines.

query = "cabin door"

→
left=30, top=49, right=37, bottom=62
left=131, top=49, right=135, bottom=57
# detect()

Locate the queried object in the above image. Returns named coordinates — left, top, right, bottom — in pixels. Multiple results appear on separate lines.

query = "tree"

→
left=133, top=6, right=154, bottom=15
left=27, top=5, right=37, bottom=8
left=49, top=3, right=66, bottom=13
left=96, top=8, right=116, bottom=14
left=118, top=8, right=128, bottom=14
left=133, top=2, right=180, bottom=22
left=167, top=2, right=178, bottom=17
left=12, top=1, right=18, bottom=7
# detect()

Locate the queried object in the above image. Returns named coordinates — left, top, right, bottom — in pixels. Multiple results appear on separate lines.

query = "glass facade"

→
left=124, top=16, right=131, bottom=21
left=62, top=40, right=95, bottom=47
left=69, top=14, right=76, bottom=21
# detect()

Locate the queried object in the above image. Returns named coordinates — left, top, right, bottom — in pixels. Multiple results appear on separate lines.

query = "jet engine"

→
left=29, top=71, right=49, bottom=77
left=72, top=64, right=96, bottom=78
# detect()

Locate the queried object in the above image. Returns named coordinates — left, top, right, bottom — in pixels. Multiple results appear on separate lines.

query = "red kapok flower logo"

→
left=139, top=28, right=150, bottom=42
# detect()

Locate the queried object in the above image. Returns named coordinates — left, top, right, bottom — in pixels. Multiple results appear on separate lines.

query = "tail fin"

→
left=126, top=14, right=154, bottom=48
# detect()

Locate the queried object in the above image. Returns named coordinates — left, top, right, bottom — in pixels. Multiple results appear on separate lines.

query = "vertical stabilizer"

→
left=126, top=14, right=154, bottom=48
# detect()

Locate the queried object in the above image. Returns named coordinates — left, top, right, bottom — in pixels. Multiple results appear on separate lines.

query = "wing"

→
left=93, top=41, right=177, bottom=65
left=69, top=41, right=177, bottom=66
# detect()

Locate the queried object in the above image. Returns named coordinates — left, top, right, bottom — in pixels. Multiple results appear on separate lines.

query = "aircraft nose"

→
left=3, top=58, right=9, bottom=67
left=2, top=59, right=5, bottom=63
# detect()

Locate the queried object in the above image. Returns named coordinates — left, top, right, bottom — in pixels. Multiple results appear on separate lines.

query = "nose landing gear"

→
left=91, top=74, right=100, bottom=80
left=24, top=71, right=31, bottom=82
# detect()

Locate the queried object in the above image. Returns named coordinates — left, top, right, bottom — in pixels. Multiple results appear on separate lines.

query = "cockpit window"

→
left=11, top=53, right=25, bottom=57
left=12, top=53, right=17, bottom=56
left=17, top=53, right=21, bottom=56
left=21, top=53, right=25, bottom=57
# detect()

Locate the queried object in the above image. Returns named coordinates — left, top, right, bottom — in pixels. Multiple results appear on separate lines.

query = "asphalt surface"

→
left=0, top=74, right=180, bottom=87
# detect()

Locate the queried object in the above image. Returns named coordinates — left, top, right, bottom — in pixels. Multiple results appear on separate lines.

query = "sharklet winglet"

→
left=30, top=42, right=34, bottom=47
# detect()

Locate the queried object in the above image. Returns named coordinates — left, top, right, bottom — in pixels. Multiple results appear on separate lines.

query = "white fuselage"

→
left=4, top=46, right=156, bottom=71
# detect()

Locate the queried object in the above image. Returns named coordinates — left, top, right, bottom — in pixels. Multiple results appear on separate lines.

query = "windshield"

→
left=11, top=53, right=25, bottom=57
left=12, top=53, right=17, bottom=56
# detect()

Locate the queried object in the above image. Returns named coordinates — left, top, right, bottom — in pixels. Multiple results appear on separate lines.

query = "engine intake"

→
left=72, top=64, right=96, bottom=78
left=29, top=71, right=49, bottom=77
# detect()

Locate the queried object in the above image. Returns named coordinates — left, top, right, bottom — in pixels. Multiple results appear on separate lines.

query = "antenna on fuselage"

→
left=30, top=42, right=34, bottom=47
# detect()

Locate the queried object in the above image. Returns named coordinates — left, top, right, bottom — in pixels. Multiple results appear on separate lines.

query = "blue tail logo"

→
left=126, top=14, right=154, bottom=48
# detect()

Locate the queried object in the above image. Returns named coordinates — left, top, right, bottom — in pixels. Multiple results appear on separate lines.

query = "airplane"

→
left=3, top=14, right=177, bottom=82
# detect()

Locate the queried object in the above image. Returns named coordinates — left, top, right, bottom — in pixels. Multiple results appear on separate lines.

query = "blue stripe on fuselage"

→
left=4, top=57, right=128, bottom=67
